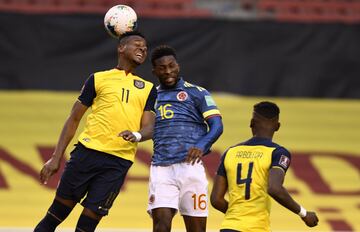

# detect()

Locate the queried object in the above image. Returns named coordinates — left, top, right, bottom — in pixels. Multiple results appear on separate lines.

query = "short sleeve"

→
left=144, top=85, right=157, bottom=112
left=216, top=152, right=228, bottom=178
left=196, top=89, right=221, bottom=119
left=271, top=147, right=292, bottom=172
left=78, top=74, right=96, bottom=107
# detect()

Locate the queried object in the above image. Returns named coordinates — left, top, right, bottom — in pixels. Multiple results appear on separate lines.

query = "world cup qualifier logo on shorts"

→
left=177, top=91, right=188, bottom=101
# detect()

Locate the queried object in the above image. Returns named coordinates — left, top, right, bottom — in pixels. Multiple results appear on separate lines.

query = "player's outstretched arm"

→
left=268, top=168, right=319, bottom=227
left=40, top=101, right=88, bottom=184
left=119, top=110, right=155, bottom=142
left=210, top=174, right=228, bottom=214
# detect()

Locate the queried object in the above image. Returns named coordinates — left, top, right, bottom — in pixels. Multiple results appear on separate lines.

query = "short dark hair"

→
left=151, top=45, right=177, bottom=65
left=253, top=101, right=280, bottom=119
left=118, top=31, right=145, bottom=44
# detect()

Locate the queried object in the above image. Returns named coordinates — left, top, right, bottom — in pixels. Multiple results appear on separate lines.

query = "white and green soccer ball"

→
left=104, top=5, right=138, bottom=38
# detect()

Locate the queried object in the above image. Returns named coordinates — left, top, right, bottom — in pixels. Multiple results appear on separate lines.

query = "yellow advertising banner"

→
left=0, top=91, right=359, bottom=231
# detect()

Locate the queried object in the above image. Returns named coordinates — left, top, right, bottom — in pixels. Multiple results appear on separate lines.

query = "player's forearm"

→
left=210, top=197, right=228, bottom=214
left=196, top=116, right=223, bottom=152
left=53, top=117, right=80, bottom=160
left=268, top=186, right=301, bottom=215
left=138, top=124, right=154, bottom=141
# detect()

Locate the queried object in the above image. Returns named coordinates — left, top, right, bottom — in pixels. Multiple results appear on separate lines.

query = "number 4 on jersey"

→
left=236, top=162, right=254, bottom=200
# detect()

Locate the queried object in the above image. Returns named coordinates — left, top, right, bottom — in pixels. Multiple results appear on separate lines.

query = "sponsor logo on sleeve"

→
left=205, top=95, right=216, bottom=106
left=279, top=155, right=290, bottom=169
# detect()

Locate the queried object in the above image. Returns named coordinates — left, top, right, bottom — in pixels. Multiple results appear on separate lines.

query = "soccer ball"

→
left=104, top=5, right=137, bottom=38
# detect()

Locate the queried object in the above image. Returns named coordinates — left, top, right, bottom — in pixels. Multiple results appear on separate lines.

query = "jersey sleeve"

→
left=144, top=85, right=157, bottom=112
left=271, top=147, right=292, bottom=172
left=196, top=89, right=221, bottom=120
left=78, top=74, right=96, bottom=107
left=216, top=151, right=228, bottom=178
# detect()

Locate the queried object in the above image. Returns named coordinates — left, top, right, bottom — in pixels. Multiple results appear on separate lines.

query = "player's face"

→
left=153, top=55, right=180, bottom=88
left=123, top=35, right=147, bottom=65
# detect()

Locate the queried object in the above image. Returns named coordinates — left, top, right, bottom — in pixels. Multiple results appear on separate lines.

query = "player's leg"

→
left=178, top=162, right=209, bottom=232
left=34, top=196, right=76, bottom=232
left=152, top=207, right=177, bottom=232
left=183, top=216, right=207, bottom=232
left=75, top=207, right=103, bottom=232
left=77, top=150, right=133, bottom=232
left=33, top=144, right=88, bottom=232
left=147, top=165, right=180, bottom=232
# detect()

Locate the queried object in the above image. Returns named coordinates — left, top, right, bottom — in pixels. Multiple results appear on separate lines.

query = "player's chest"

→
left=98, top=79, right=147, bottom=103
left=155, top=90, right=197, bottom=118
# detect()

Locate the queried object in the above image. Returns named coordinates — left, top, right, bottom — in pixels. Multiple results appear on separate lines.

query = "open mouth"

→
left=135, top=52, right=143, bottom=59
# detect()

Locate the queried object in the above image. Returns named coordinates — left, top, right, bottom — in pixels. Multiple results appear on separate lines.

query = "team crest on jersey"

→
left=134, top=80, right=145, bottom=89
left=177, top=91, right=188, bottom=101
left=279, top=155, right=290, bottom=169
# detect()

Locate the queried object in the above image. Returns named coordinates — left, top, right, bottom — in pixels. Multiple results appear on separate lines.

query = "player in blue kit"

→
left=147, top=45, right=224, bottom=232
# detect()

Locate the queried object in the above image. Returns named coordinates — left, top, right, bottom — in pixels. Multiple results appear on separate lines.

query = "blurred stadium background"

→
left=0, top=0, right=359, bottom=231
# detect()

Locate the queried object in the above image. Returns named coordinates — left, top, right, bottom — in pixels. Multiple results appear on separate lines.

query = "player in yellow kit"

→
left=210, top=101, right=318, bottom=232
left=34, top=31, right=157, bottom=232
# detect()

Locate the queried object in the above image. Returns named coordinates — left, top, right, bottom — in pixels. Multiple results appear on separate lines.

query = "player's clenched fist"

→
left=302, top=211, right=319, bottom=227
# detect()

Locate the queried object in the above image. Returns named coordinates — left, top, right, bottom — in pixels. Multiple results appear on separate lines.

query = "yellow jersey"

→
left=77, top=68, right=156, bottom=162
left=217, top=137, right=291, bottom=232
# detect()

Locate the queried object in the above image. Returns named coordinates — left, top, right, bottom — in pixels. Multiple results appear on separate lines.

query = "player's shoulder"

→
left=93, top=68, right=117, bottom=78
left=182, top=80, right=208, bottom=93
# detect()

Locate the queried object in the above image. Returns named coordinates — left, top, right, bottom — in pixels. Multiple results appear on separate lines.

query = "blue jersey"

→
left=152, top=78, right=221, bottom=166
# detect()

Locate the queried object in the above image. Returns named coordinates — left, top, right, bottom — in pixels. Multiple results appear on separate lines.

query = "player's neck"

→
left=253, top=132, right=273, bottom=140
left=116, top=62, right=136, bottom=75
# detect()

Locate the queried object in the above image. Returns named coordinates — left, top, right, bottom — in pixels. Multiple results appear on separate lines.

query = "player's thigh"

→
left=56, top=144, right=96, bottom=202
left=81, top=154, right=132, bottom=216
left=178, top=162, right=208, bottom=216
left=152, top=207, right=177, bottom=224
left=148, top=165, right=180, bottom=213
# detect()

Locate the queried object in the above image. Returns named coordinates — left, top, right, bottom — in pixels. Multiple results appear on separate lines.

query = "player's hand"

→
left=185, top=147, right=204, bottom=165
left=119, top=130, right=137, bottom=142
left=39, top=156, right=61, bottom=185
left=301, top=211, right=319, bottom=227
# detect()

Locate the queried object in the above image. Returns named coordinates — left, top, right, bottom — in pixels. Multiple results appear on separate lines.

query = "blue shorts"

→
left=56, top=143, right=132, bottom=216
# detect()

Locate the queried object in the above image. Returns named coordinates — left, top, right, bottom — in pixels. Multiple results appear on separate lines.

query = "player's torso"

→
left=222, top=144, right=276, bottom=231
left=152, top=82, right=208, bottom=165
left=79, top=69, right=153, bottom=160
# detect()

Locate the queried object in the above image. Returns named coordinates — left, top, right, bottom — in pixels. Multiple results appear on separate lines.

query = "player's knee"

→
left=153, top=219, right=172, bottom=232
left=75, top=214, right=100, bottom=232
left=34, top=199, right=73, bottom=232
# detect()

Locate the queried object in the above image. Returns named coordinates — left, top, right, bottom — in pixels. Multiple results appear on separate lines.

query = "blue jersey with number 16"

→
left=152, top=78, right=221, bottom=166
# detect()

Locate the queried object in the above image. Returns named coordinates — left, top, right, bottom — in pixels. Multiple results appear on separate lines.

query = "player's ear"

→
left=275, top=122, right=280, bottom=131
left=118, top=44, right=126, bottom=53
left=250, top=118, right=255, bottom=128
